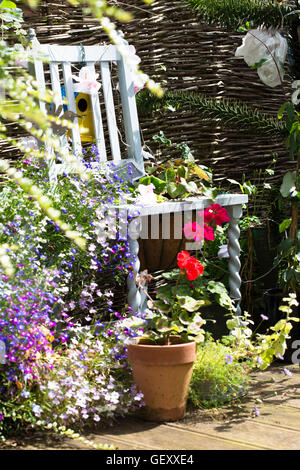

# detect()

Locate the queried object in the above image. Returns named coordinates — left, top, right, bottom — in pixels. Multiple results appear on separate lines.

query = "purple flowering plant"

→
left=0, top=145, right=146, bottom=443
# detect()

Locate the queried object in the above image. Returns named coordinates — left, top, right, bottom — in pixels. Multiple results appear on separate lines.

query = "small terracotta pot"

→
left=127, top=338, right=196, bottom=422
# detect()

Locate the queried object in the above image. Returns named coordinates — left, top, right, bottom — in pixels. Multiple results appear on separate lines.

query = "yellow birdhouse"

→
left=74, top=92, right=95, bottom=142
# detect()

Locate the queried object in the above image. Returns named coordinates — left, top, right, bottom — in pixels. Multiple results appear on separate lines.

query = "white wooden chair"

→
left=27, top=29, right=248, bottom=315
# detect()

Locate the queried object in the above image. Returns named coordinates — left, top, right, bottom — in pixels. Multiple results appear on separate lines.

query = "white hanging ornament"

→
left=72, top=66, right=101, bottom=95
left=235, top=28, right=288, bottom=88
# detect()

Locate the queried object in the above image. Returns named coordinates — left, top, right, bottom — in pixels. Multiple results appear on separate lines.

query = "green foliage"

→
left=189, top=340, right=250, bottom=409
left=138, top=131, right=215, bottom=199
left=224, top=293, right=299, bottom=369
left=137, top=90, right=287, bottom=136
left=182, top=0, right=294, bottom=30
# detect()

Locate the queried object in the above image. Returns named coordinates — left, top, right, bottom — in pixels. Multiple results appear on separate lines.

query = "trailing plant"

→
left=188, top=340, right=251, bottom=409
left=223, top=293, right=299, bottom=369
left=138, top=131, right=216, bottom=200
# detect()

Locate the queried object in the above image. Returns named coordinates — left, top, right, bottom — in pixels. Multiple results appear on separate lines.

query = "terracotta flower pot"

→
left=127, top=338, right=197, bottom=422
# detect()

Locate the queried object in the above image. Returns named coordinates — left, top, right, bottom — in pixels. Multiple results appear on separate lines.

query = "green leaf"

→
left=278, top=237, right=294, bottom=254
left=179, top=177, right=198, bottom=194
left=152, top=131, right=172, bottom=146
left=166, top=167, right=176, bottom=182
left=177, top=165, right=188, bottom=178
left=138, top=176, right=151, bottom=185
left=207, top=281, right=233, bottom=308
left=282, top=268, right=294, bottom=283
left=161, top=269, right=180, bottom=280
left=150, top=176, right=167, bottom=193
left=167, top=181, right=184, bottom=198
left=279, top=218, right=292, bottom=233
left=0, top=0, right=17, bottom=8
left=251, top=58, right=267, bottom=69
left=156, top=285, right=174, bottom=303
left=155, top=318, right=172, bottom=333
left=177, top=295, right=204, bottom=312
left=153, top=300, right=170, bottom=313
left=192, top=332, right=205, bottom=343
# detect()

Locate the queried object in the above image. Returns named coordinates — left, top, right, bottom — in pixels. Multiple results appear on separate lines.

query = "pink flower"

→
left=204, top=224, right=215, bottom=241
left=183, top=221, right=203, bottom=242
left=203, top=204, right=230, bottom=226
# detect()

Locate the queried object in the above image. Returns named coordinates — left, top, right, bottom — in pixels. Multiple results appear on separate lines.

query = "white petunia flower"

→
left=135, top=183, right=157, bottom=205
left=217, top=244, right=229, bottom=259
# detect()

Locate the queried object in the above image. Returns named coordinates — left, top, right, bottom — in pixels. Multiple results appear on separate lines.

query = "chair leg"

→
left=227, top=204, right=243, bottom=316
left=127, top=217, right=142, bottom=313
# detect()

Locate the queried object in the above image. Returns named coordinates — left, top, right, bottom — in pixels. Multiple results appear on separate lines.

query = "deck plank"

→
left=1, top=363, right=300, bottom=450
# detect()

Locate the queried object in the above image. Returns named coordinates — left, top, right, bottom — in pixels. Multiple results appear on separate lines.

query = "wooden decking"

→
left=1, top=362, right=300, bottom=450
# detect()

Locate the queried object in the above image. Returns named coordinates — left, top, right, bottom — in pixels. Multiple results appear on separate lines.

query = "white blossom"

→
left=135, top=183, right=157, bottom=205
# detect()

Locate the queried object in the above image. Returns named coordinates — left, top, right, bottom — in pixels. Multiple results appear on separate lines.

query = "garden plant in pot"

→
left=127, top=204, right=232, bottom=422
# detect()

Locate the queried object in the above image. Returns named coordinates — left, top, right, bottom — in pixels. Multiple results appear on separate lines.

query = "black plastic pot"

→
left=200, top=303, right=229, bottom=340
left=252, top=225, right=279, bottom=290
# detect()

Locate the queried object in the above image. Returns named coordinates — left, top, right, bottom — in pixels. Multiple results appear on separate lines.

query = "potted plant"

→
left=126, top=250, right=206, bottom=422
left=126, top=203, right=233, bottom=422
left=134, top=132, right=217, bottom=272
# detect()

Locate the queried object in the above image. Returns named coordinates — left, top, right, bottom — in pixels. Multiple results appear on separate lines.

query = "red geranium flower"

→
left=185, top=257, right=204, bottom=281
left=177, top=251, right=191, bottom=269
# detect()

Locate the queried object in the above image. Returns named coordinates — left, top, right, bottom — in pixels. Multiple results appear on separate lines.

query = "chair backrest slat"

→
left=86, top=61, right=107, bottom=160
left=61, top=61, right=82, bottom=155
left=29, top=34, right=144, bottom=176
left=33, top=58, right=46, bottom=114
left=100, top=60, right=121, bottom=164
left=117, top=59, right=143, bottom=165
left=49, top=62, right=69, bottom=151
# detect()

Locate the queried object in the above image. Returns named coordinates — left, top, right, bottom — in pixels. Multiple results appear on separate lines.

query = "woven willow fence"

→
left=2, top=0, right=291, bottom=189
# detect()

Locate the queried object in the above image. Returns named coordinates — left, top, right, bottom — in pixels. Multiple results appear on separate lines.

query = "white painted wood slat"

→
left=33, top=59, right=46, bottom=114
left=100, top=61, right=121, bottom=163
left=61, top=61, right=82, bottom=156
left=49, top=62, right=69, bottom=153
left=42, top=44, right=120, bottom=63
left=117, top=58, right=143, bottom=166
left=86, top=61, right=107, bottom=160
